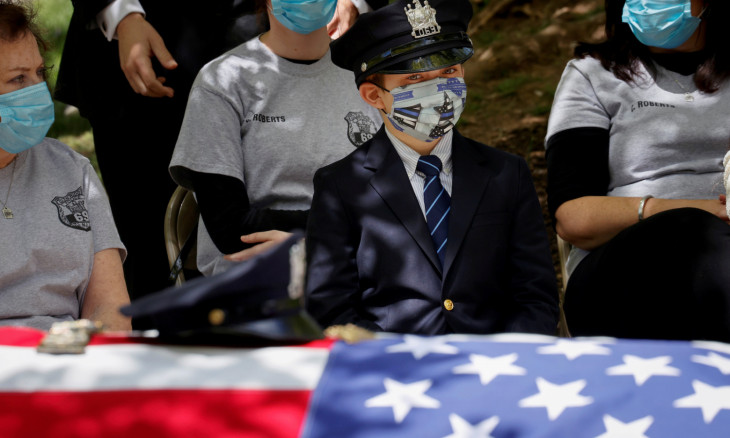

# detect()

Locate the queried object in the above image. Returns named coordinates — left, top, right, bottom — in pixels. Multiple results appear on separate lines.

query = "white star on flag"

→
left=692, top=352, right=730, bottom=375
left=594, top=414, right=654, bottom=438
left=441, top=413, right=500, bottom=438
left=518, top=378, right=594, bottom=420
left=605, top=355, right=681, bottom=386
left=693, top=340, right=730, bottom=356
left=673, top=380, right=730, bottom=423
left=365, top=378, right=441, bottom=423
left=452, top=353, right=526, bottom=385
left=385, top=335, right=459, bottom=360
left=537, top=339, right=612, bottom=360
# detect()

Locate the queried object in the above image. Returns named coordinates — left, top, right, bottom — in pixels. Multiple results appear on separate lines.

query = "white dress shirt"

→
left=97, top=0, right=145, bottom=41
left=386, top=129, right=453, bottom=220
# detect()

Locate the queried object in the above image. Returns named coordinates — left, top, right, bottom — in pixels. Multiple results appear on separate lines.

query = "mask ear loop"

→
left=368, top=81, right=391, bottom=93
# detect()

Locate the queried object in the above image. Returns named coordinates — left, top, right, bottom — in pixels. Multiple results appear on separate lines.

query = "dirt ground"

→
left=458, top=0, right=606, bottom=290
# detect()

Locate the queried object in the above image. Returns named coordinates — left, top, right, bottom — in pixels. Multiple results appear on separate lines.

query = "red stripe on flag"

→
left=0, top=327, right=45, bottom=346
left=0, top=389, right=312, bottom=438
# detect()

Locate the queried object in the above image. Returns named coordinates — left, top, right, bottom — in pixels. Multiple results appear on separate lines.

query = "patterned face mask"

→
left=270, top=0, right=337, bottom=35
left=380, top=76, right=467, bottom=142
left=622, top=0, right=706, bottom=49
left=0, top=82, right=55, bottom=154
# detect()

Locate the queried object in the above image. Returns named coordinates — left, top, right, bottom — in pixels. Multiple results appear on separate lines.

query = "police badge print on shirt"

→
left=345, top=111, right=378, bottom=146
left=52, top=187, right=91, bottom=231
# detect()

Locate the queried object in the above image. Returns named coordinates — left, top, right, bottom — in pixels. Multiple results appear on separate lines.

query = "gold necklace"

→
left=671, top=75, right=695, bottom=102
left=0, top=158, right=17, bottom=219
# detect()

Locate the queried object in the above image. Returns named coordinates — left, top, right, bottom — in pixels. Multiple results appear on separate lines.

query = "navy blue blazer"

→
left=305, top=128, right=559, bottom=335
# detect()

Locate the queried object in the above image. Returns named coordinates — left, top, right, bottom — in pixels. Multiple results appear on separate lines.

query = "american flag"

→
left=1, top=328, right=729, bottom=437
left=0, top=327, right=331, bottom=438
left=301, top=334, right=730, bottom=438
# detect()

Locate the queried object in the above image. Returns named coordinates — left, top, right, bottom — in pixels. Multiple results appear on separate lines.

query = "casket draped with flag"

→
left=1, top=327, right=729, bottom=437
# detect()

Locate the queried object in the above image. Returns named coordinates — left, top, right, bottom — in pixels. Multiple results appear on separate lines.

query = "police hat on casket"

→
left=331, top=0, right=474, bottom=86
left=120, top=233, right=323, bottom=344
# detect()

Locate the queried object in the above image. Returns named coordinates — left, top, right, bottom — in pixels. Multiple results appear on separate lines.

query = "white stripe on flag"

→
left=0, top=344, right=329, bottom=392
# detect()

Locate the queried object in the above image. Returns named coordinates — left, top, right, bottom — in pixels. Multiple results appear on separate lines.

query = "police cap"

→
left=331, top=0, right=474, bottom=86
left=120, top=233, right=323, bottom=344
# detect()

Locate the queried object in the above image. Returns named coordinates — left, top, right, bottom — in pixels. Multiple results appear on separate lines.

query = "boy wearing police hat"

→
left=305, top=0, right=559, bottom=335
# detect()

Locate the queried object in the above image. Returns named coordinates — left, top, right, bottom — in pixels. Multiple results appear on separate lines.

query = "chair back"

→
left=556, top=235, right=571, bottom=291
left=556, top=234, right=572, bottom=337
left=164, top=186, right=200, bottom=286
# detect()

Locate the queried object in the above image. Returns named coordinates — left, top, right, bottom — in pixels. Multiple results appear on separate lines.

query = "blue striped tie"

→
left=416, top=155, right=450, bottom=267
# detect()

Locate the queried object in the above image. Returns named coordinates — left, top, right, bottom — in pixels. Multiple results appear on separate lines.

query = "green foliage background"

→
left=36, top=0, right=97, bottom=166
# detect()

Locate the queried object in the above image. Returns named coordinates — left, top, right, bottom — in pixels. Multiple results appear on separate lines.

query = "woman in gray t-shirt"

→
left=0, top=3, right=130, bottom=331
left=545, top=0, right=730, bottom=342
left=170, top=0, right=381, bottom=276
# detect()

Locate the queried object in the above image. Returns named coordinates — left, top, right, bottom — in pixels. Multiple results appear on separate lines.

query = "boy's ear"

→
left=359, top=82, right=386, bottom=111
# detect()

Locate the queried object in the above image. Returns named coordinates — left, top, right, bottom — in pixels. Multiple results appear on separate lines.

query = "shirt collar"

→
left=386, top=129, right=453, bottom=180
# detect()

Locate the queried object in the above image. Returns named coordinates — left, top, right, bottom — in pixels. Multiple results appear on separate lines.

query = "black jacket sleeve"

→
left=188, top=171, right=308, bottom=255
left=70, top=0, right=116, bottom=22
left=365, top=0, right=389, bottom=9
left=305, top=168, right=383, bottom=332
left=545, top=127, right=610, bottom=225
left=503, top=157, right=561, bottom=335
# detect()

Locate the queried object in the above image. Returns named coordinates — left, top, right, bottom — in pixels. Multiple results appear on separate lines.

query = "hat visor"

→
left=377, top=46, right=474, bottom=75
left=357, top=45, right=474, bottom=85
left=156, top=310, right=325, bottom=346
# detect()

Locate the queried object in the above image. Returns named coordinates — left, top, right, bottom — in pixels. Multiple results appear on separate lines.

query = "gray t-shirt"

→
left=170, top=36, right=380, bottom=276
left=546, top=56, right=730, bottom=273
left=0, top=138, right=125, bottom=330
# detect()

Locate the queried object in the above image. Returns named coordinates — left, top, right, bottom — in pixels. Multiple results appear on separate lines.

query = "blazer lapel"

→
left=365, top=129, right=443, bottom=275
left=443, top=130, right=492, bottom=277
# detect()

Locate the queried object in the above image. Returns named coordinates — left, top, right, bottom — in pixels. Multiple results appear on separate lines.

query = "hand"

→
left=116, top=13, right=178, bottom=98
left=327, top=0, right=359, bottom=39
left=223, top=230, right=292, bottom=262
left=677, top=198, right=729, bottom=223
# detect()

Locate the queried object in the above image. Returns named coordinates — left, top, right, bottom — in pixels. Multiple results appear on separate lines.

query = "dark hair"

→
left=254, top=0, right=268, bottom=14
left=575, top=0, right=730, bottom=93
left=253, top=0, right=270, bottom=32
left=0, top=0, right=47, bottom=52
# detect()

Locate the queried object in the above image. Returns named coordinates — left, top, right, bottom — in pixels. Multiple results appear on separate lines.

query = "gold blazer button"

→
left=208, top=309, right=226, bottom=326
left=444, top=299, right=454, bottom=311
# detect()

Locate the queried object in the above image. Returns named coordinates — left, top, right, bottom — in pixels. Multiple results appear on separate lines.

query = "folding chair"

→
left=556, top=234, right=572, bottom=337
left=164, top=186, right=201, bottom=286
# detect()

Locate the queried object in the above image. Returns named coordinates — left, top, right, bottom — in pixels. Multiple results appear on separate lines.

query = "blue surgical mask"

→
left=622, top=0, right=705, bottom=49
left=0, top=82, right=55, bottom=154
left=382, top=77, right=468, bottom=142
left=271, top=0, right=337, bottom=34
